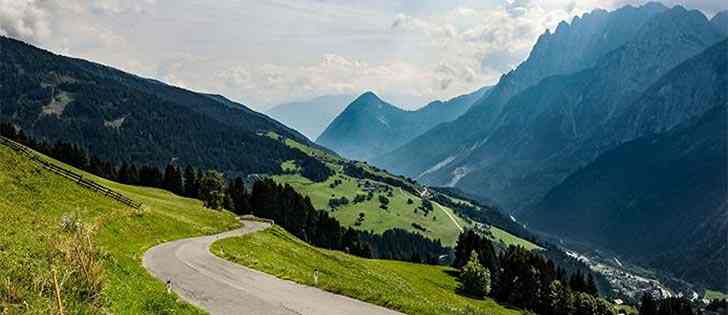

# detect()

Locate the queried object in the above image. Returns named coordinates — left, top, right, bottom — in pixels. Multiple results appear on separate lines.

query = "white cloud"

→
left=0, top=0, right=51, bottom=44
left=1, top=0, right=724, bottom=111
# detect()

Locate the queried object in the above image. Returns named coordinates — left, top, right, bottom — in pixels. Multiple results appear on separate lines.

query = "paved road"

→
left=143, top=220, right=403, bottom=315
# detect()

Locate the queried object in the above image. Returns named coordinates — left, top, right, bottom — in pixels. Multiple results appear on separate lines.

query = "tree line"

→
left=1, top=123, right=450, bottom=264
left=228, top=178, right=450, bottom=263
left=638, top=294, right=697, bottom=315
left=0, top=36, right=332, bottom=184
left=453, top=230, right=613, bottom=315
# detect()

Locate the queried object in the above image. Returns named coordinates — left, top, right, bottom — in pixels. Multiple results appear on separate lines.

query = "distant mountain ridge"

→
left=373, top=2, right=670, bottom=179
left=712, top=10, right=728, bottom=35
left=316, top=87, right=491, bottom=161
left=525, top=38, right=728, bottom=291
left=374, top=4, right=725, bottom=211
left=267, top=94, right=355, bottom=140
left=0, top=36, right=322, bottom=176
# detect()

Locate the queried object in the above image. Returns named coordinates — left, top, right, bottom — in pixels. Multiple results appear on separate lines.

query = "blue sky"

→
left=1, top=0, right=725, bottom=110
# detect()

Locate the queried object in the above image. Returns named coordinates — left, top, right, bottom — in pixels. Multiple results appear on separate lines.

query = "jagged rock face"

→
left=316, top=87, right=490, bottom=162
left=373, top=3, right=669, bottom=184
left=712, top=10, right=728, bottom=35
left=375, top=5, right=725, bottom=213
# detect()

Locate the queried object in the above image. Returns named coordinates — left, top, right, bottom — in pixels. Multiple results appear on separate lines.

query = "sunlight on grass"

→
left=212, top=226, right=522, bottom=315
left=0, top=145, right=239, bottom=314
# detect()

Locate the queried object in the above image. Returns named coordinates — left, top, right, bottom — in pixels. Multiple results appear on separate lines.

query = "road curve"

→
left=143, top=220, right=403, bottom=315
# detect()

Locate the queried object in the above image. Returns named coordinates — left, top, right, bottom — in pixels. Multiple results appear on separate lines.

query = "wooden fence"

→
left=0, top=136, right=143, bottom=209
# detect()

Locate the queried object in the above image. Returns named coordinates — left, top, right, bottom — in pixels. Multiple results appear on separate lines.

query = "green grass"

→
left=268, top=135, right=538, bottom=250
left=0, top=145, right=239, bottom=314
left=274, top=173, right=470, bottom=246
left=281, top=160, right=301, bottom=173
left=486, top=226, right=542, bottom=251
left=212, top=226, right=523, bottom=315
left=705, top=289, right=728, bottom=301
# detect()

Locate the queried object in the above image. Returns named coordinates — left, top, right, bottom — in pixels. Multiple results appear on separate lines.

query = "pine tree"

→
left=639, top=294, right=658, bottom=315
left=586, top=273, right=599, bottom=296
left=127, top=164, right=140, bottom=185
left=163, top=163, right=184, bottom=195
left=461, top=250, right=491, bottom=298
left=183, top=165, right=198, bottom=198
left=118, top=162, right=130, bottom=184
left=199, top=170, right=226, bottom=210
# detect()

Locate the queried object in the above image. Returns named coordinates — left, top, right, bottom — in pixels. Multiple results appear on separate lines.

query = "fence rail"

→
left=0, top=136, right=143, bottom=209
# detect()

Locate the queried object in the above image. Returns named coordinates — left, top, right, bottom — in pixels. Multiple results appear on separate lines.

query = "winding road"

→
left=143, top=220, right=403, bottom=315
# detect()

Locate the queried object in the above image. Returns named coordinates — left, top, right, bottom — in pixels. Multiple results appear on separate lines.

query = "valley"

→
left=1, top=1, right=726, bottom=314
left=269, top=133, right=538, bottom=249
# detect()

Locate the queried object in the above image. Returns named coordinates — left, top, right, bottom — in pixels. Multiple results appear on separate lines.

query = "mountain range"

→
left=373, top=4, right=726, bottom=212
left=315, top=3, right=728, bottom=291
left=525, top=39, right=728, bottom=291
left=267, top=94, right=355, bottom=140
left=0, top=36, right=322, bottom=176
left=316, top=87, right=491, bottom=161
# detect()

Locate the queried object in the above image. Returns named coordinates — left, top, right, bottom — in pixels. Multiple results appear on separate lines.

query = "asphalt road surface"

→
left=143, top=220, right=403, bottom=315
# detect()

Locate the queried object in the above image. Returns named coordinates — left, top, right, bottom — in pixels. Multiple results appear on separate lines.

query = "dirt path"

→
left=435, top=203, right=464, bottom=232
left=143, top=220, right=403, bottom=315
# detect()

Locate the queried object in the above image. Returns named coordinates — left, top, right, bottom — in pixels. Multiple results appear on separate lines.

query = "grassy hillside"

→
left=0, top=144, right=239, bottom=314
left=274, top=173, right=470, bottom=246
left=212, top=226, right=522, bottom=315
left=270, top=134, right=539, bottom=249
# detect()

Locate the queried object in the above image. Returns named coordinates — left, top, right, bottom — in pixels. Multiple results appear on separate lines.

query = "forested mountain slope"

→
left=528, top=104, right=726, bottom=291
left=0, top=36, right=320, bottom=176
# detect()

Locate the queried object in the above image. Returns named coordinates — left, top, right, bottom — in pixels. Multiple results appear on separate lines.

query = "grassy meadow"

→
left=274, top=173, right=470, bottom=246
left=0, top=144, right=239, bottom=314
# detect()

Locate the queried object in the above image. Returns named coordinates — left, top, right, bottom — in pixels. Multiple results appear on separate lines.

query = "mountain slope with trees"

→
left=0, top=36, right=324, bottom=178
left=525, top=40, right=728, bottom=291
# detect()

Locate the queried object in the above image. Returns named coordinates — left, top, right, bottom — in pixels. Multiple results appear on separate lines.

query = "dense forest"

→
left=453, top=230, right=614, bottom=315
left=0, top=121, right=330, bottom=185
left=0, top=36, right=329, bottom=179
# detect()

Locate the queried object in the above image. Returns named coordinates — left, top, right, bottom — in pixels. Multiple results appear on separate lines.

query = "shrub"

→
left=460, top=250, right=491, bottom=298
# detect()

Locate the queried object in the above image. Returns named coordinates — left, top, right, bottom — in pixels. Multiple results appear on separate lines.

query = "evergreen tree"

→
left=183, top=165, right=198, bottom=198
left=640, top=294, right=658, bottom=315
left=461, top=250, right=491, bottom=298
left=586, top=273, right=599, bottom=296
left=117, top=162, right=130, bottom=184
left=127, top=164, right=140, bottom=185
left=163, top=163, right=184, bottom=195
left=548, top=280, right=575, bottom=315
left=453, top=230, right=497, bottom=272
left=198, top=170, right=226, bottom=210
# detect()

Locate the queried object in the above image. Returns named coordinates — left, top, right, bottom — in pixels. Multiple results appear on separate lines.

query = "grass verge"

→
left=0, top=145, right=239, bottom=314
left=211, top=226, right=523, bottom=315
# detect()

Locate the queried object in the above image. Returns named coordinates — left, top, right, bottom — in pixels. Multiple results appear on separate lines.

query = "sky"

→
left=0, top=0, right=725, bottom=111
